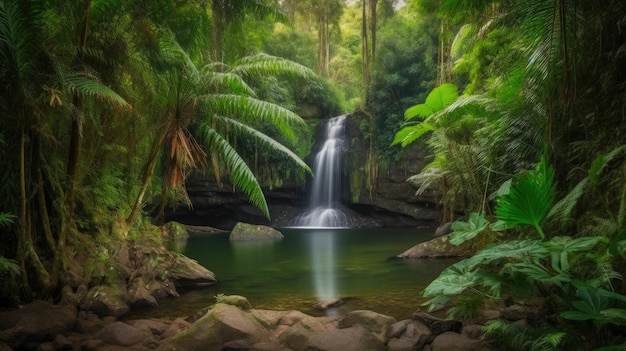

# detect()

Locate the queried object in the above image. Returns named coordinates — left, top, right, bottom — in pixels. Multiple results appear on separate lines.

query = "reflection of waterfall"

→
left=295, top=115, right=348, bottom=228
left=310, top=230, right=337, bottom=304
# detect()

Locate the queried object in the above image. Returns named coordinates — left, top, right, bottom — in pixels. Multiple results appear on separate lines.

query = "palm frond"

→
left=156, top=27, right=199, bottom=78
left=199, top=94, right=304, bottom=141
left=201, top=71, right=257, bottom=97
left=196, top=123, right=270, bottom=219
left=0, top=0, right=41, bottom=93
left=64, top=75, right=130, bottom=109
left=232, top=53, right=318, bottom=81
left=206, top=117, right=311, bottom=175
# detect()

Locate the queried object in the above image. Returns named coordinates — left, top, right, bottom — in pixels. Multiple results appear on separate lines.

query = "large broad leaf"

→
left=404, top=83, right=459, bottom=120
left=449, top=212, right=490, bottom=246
left=391, top=122, right=435, bottom=147
left=495, top=155, right=555, bottom=239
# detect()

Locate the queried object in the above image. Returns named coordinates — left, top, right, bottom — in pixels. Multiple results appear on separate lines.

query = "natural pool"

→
left=130, top=227, right=457, bottom=321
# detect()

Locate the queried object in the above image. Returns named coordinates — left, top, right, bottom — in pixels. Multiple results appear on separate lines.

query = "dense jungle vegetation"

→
left=1, top=0, right=626, bottom=349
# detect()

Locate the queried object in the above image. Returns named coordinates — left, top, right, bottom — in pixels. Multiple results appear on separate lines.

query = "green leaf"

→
left=449, top=212, right=490, bottom=245
left=65, top=75, right=130, bottom=109
left=404, top=83, right=459, bottom=120
left=391, top=122, right=435, bottom=147
left=196, top=124, right=270, bottom=219
left=200, top=94, right=304, bottom=141
left=495, top=155, right=555, bottom=239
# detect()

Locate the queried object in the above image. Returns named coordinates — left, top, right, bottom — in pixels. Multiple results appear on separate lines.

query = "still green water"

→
left=131, top=227, right=456, bottom=321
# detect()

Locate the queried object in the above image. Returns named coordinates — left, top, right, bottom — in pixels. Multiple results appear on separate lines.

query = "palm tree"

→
left=127, top=28, right=316, bottom=224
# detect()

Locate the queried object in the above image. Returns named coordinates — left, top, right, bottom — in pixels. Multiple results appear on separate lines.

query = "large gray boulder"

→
left=95, top=321, right=146, bottom=347
left=431, top=331, right=493, bottom=351
left=160, top=303, right=270, bottom=351
left=80, top=284, right=130, bottom=318
left=0, top=300, right=77, bottom=349
left=279, top=316, right=386, bottom=351
left=338, top=310, right=396, bottom=343
left=229, top=222, right=284, bottom=241
left=168, top=253, right=217, bottom=288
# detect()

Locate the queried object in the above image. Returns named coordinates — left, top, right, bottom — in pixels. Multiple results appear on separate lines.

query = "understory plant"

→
left=422, top=148, right=626, bottom=350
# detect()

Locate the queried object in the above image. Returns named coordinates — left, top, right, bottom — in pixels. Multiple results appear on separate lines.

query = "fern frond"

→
left=64, top=75, right=130, bottom=109
left=199, top=94, right=304, bottom=141
left=232, top=53, right=317, bottom=81
left=196, top=123, right=269, bottom=219
left=207, top=117, right=311, bottom=175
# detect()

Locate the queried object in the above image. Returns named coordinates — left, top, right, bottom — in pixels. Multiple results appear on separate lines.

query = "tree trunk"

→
left=126, top=129, right=168, bottom=225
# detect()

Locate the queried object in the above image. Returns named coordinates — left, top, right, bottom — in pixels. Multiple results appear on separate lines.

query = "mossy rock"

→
left=229, top=223, right=283, bottom=241
left=162, top=221, right=189, bottom=241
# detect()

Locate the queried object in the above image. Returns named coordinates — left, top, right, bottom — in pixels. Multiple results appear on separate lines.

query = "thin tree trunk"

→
left=126, top=129, right=168, bottom=225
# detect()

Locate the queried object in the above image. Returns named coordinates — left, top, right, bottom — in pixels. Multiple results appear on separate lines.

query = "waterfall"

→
left=295, top=115, right=348, bottom=228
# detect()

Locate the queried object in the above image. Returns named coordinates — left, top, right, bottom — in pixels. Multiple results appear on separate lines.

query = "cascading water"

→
left=295, top=115, right=348, bottom=228
left=293, top=115, right=349, bottom=310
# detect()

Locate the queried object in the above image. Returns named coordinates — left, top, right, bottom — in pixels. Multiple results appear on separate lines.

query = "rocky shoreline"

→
left=0, top=294, right=547, bottom=351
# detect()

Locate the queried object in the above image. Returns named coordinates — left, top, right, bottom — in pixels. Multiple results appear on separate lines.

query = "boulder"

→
left=397, top=235, right=471, bottom=258
left=128, top=319, right=170, bottom=337
left=338, top=310, right=396, bottom=342
left=161, top=303, right=269, bottom=351
left=95, top=322, right=145, bottom=347
left=279, top=320, right=386, bottom=351
left=229, top=223, right=284, bottom=241
left=0, top=300, right=77, bottom=348
left=388, top=320, right=434, bottom=351
left=128, top=277, right=158, bottom=307
left=215, top=294, right=253, bottom=310
left=431, top=331, right=492, bottom=351
left=80, top=284, right=130, bottom=318
left=168, top=254, right=217, bottom=288
left=412, top=312, right=462, bottom=336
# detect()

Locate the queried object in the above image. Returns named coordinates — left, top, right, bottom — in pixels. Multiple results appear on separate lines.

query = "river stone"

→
left=431, top=331, right=491, bottom=351
left=163, top=303, right=269, bottom=351
left=80, top=284, right=130, bottom=318
left=412, top=312, right=462, bottom=336
left=388, top=320, right=433, bottom=351
left=229, top=222, right=284, bottom=241
left=0, top=300, right=77, bottom=348
left=338, top=310, right=397, bottom=342
left=128, top=319, right=170, bottom=337
left=168, top=254, right=217, bottom=288
left=128, top=277, right=158, bottom=307
left=95, top=321, right=145, bottom=346
left=280, top=321, right=386, bottom=351
left=397, top=235, right=471, bottom=258
left=216, top=294, right=253, bottom=310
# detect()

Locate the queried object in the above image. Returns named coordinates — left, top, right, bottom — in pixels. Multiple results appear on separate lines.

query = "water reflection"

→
left=230, top=240, right=278, bottom=266
left=309, top=230, right=338, bottom=306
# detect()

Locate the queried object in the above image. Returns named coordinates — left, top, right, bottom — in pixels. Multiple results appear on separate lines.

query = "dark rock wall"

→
left=342, top=114, right=441, bottom=227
